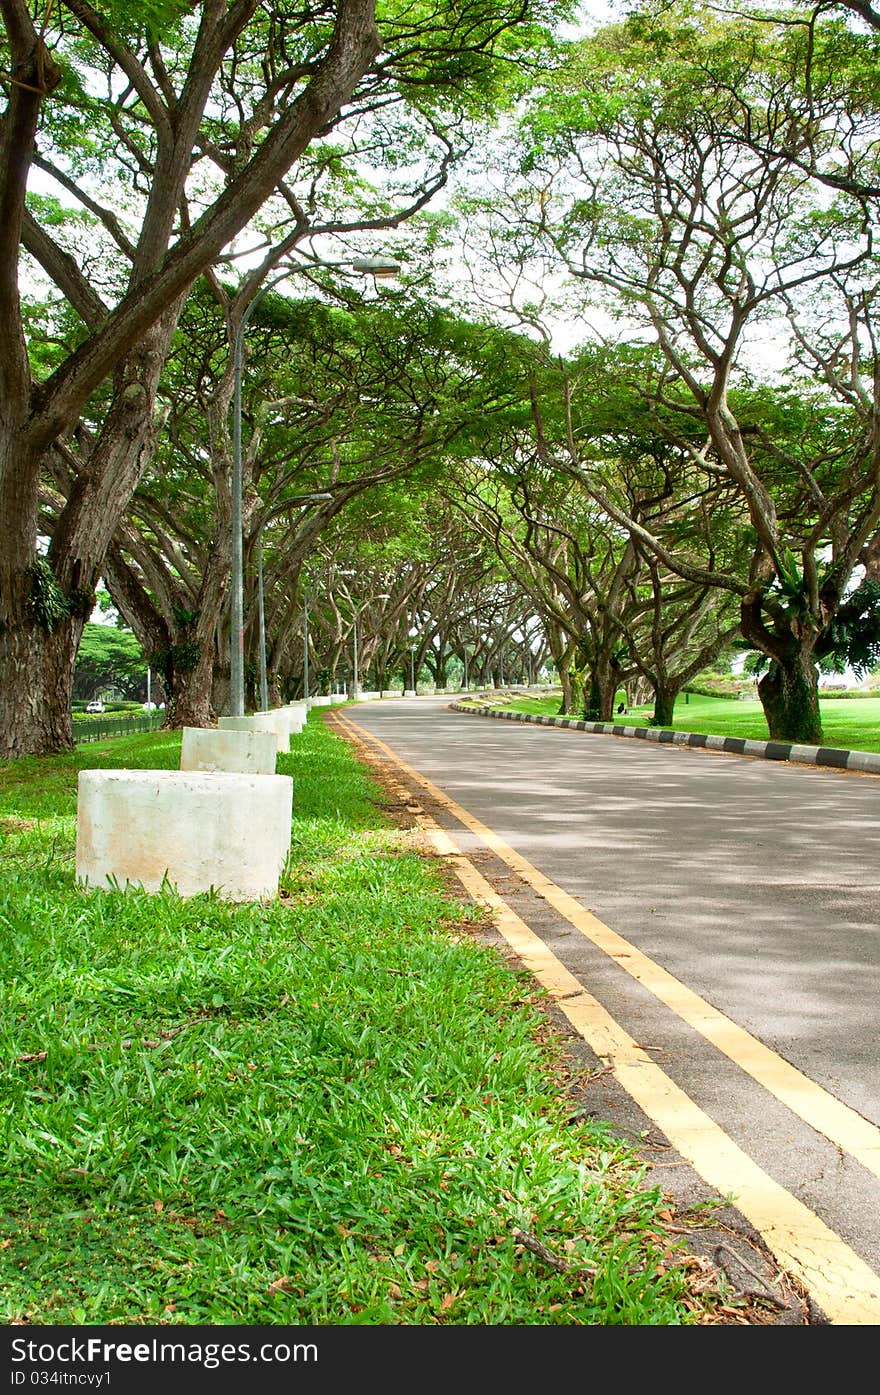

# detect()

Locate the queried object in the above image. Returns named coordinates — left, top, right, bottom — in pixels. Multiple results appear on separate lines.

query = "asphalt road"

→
left=335, top=693, right=880, bottom=1322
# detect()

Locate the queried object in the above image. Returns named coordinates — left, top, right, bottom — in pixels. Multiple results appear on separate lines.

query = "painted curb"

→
left=449, top=703, right=880, bottom=775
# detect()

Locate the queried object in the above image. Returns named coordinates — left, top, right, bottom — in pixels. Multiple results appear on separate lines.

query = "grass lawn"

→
left=490, top=692, right=880, bottom=753
left=0, top=716, right=731, bottom=1326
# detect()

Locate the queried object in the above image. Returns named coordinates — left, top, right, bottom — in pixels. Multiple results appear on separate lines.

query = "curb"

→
left=449, top=703, right=880, bottom=775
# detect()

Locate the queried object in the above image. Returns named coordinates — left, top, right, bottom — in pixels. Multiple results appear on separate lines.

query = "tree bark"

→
left=651, top=684, right=677, bottom=728
left=741, top=591, right=824, bottom=743
left=757, top=655, right=823, bottom=744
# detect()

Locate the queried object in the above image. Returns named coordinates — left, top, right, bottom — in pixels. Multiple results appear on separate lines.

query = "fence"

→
left=72, top=711, right=166, bottom=743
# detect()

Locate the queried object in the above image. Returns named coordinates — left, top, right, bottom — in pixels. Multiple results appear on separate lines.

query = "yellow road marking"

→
left=331, top=710, right=880, bottom=1324
left=335, top=711, right=880, bottom=1183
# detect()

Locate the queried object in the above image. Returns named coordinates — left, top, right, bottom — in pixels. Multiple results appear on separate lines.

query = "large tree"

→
left=0, top=0, right=566, bottom=757
left=491, top=4, right=880, bottom=740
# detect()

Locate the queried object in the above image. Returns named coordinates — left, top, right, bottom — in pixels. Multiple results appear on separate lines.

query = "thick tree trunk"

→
left=651, top=684, right=677, bottom=727
left=212, top=663, right=230, bottom=718
left=0, top=614, right=83, bottom=755
left=558, top=668, right=573, bottom=714
left=164, top=640, right=216, bottom=728
left=741, top=590, right=825, bottom=743
left=584, top=665, right=617, bottom=721
left=560, top=667, right=586, bottom=715
left=758, top=654, right=823, bottom=744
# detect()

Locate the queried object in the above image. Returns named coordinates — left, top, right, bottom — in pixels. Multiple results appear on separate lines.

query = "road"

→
left=330, top=694, right=880, bottom=1325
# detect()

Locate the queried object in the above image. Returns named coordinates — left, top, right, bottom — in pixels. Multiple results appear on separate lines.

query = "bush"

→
left=683, top=679, right=757, bottom=699
left=817, top=687, right=880, bottom=700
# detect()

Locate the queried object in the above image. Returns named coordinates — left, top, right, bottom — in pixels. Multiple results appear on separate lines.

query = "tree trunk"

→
left=163, top=639, right=216, bottom=728
left=583, top=666, right=617, bottom=721
left=741, top=590, right=825, bottom=743
left=558, top=668, right=573, bottom=714
left=0, top=613, right=82, bottom=755
left=560, top=667, right=586, bottom=715
left=651, top=684, right=677, bottom=727
left=758, top=654, right=823, bottom=744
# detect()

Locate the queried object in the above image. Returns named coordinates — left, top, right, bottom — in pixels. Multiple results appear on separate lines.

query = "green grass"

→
left=0, top=718, right=726, bottom=1325
left=490, top=692, right=880, bottom=753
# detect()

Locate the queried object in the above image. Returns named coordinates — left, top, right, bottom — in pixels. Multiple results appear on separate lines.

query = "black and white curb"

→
left=449, top=703, right=880, bottom=775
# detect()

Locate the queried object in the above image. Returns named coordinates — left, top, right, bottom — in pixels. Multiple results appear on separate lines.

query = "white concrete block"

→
left=788, top=743, right=821, bottom=763
left=403, top=689, right=417, bottom=697
left=76, top=769, right=293, bottom=901
left=180, top=726, right=277, bottom=775
left=282, top=702, right=308, bottom=735
left=845, top=750, right=880, bottom=773
left=743, top=739, right=770, bottom=757
left=256, top=709, right=292, bottom=752
left=218, top=713, right=288, bottom=754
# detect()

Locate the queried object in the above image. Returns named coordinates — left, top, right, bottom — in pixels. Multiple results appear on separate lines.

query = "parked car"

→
left=85, top=699, right=105, bottom=714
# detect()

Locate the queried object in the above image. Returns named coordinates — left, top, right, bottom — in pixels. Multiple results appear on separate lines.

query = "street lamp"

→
left=302, top=586, right=310, bottom=700
left=350, top=256, right=401, bottom=278
left=350, top=593, right=390, bottom=698
left=229, top=255, right=401, bottom=716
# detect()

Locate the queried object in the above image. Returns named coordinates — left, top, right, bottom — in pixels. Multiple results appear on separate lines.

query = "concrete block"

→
left=846, top=750, right=880, bottom=773
left=743, top=739, right=771, bottom=758
left=787, top=743, right=821, bottom=764
left=282, top=702, right=308, bottom=735
left=403, top=689, right=417, bottom=697
left=218, top=712, right=288, bottom=754
left=76, top=769, right=293, bottom=901
left=256, top=709, right=292, bottom=752
left=180, top=726, right=277, bottom=775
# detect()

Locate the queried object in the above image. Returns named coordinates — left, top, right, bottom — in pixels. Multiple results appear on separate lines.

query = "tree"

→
left=1, top=0, right=568, bottom=757
left=73, top=621, right=145, bottom=701
left=495, top=4, right=880, bottom=740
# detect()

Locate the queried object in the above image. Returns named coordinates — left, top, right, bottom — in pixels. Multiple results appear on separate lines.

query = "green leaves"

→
left=816, top=579, right=880, bottom=677
left=27, top=558, right=72, bottom=633
left=776, top=546, right=804, bottom=601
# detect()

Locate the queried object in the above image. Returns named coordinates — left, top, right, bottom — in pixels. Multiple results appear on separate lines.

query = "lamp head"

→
left=351, top=256, right=401, bottom=279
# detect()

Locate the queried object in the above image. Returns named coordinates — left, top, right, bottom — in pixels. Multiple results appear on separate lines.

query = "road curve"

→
left=329, top=694, right=880, bottom=1325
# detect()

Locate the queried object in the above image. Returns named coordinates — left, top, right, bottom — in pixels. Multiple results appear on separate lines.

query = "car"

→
left=86, top=699, right=105, bottom=714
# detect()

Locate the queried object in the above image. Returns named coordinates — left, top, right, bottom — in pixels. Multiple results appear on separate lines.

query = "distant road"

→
left=333, top=694, right=880, bottom=1324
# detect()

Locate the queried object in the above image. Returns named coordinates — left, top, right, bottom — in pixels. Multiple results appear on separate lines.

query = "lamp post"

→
left=303, top=586, right=310, bottom=700
left=229, top=256, right=401, bottom=716
left=256, top=531, right=269, bottom=712
left=410, top=645, right=416, bottom=693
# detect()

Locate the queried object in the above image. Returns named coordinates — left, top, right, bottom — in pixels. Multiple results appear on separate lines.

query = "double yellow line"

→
left=333, top=710, right=880, bottom=1325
